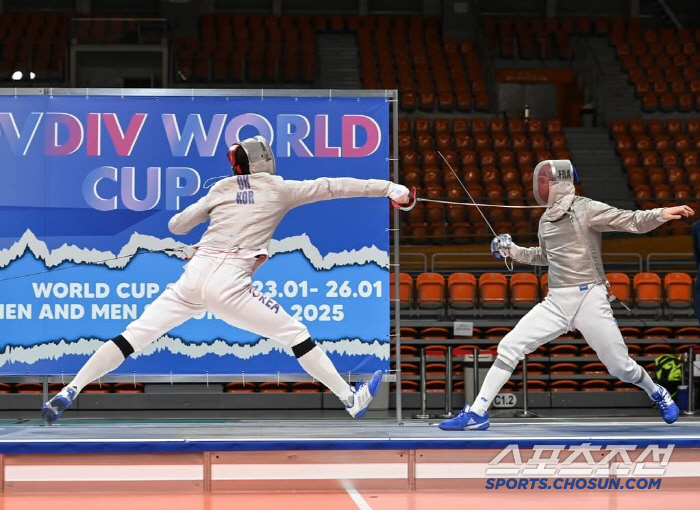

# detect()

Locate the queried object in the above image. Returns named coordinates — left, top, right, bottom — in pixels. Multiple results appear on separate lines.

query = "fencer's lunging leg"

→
left=203, top=262, right=384, bottom=419
left=69, top=335, right=134, bottom=392
left=292, top=338, right=353, bottom=405
left=573, top=285, right=656, bottom=395
left=471, top=297, right=570, bottom=415
left=440, top=295, right=569, bottom=430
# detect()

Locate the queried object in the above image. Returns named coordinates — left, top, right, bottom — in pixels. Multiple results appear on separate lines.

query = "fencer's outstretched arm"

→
left=279, top=177, right=407, bottom=208
left=492, top=234, right=548, bottom=265
left=168, top=194, right=212, bottom=235
left=509, top=242, right=548, bottom=266
left=584, top=200, right=692, bottom=233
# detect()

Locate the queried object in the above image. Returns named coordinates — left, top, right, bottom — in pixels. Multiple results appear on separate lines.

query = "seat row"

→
left=399, top=117, right=562, bottom=136
left=392, top=325, right=700, bottom=340
left=391, top=272, right=696, bottom=310
left=394, top=379, right=645, bottom=393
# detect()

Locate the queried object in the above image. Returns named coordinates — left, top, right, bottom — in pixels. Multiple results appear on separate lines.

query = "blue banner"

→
left=0, top=91, right=390, bottom=375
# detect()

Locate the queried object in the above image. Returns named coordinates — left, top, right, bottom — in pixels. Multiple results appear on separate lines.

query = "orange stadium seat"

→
left=478, top=273, right=508, bottom=308
left=633, top=272, right=662, bottom=308
left=225, top=382, right=256, bottom=393
left=606, top=272, right=631, bottom=305
left=415, top=272, right=445, bottom=309
left=664, top=272, right=693, bottom=308
left=390, top=272, right=414, bottom=309
left=447, top=272, right=477, bottom=309
left=509, top=273, right=539, bottom=309
left=259, top=382, right=289, bottom=393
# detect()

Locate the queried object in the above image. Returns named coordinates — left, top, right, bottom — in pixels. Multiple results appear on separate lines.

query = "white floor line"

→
left=342, top=481, right=375, bottom=510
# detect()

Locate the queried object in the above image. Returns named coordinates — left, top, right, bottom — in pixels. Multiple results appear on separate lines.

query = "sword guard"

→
left=391, top=186, right=417, bottom=211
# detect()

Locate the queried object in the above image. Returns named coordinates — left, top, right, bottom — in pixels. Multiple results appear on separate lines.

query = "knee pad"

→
left=111, top=334, right=135, bottom=358
left=496, top=341, right=521, bottom=370
left=494, top=355, right=517, bottom=372
left=291, top=338, right=316, bottom=358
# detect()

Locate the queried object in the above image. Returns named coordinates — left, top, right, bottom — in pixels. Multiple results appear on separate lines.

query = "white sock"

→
left=634, top=368, right=657, bottom=397
left=470, top=364, right=513, bottom=416
left=69, top=340, right=127, bottom=393
left=296, top=345, right=353, bottom=406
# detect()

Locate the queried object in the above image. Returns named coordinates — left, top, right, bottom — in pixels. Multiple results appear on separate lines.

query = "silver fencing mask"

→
left=227, top=135, right=276, bottom=176
left=533, top=159, right=577, bottom=206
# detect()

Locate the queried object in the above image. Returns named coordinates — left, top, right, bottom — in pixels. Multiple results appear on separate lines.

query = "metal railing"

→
left=646, top=253, right=696, bottom=275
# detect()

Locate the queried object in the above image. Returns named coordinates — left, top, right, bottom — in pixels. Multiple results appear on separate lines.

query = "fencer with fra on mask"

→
left=440, top=159, right=694, bottom=431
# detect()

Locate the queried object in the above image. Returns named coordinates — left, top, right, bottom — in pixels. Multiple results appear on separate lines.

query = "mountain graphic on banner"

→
left=0, top=336, right=389, bottom=368
left=0, top=230, right=389, bottom=271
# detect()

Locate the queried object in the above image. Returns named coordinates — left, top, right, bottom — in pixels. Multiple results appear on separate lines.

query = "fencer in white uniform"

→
left=440, top=159, right=693, bottom=431
left=42, top=135, right=414, bottom=424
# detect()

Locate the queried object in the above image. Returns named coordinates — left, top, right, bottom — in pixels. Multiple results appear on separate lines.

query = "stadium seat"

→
left=581, top=362, right=607, bottom=374
left=478, top=273, right=508, bottom=308
left=549, top=344, right=578, bottom=357
left=225, top=382, right=256, bottom=393
left=390, top=272, right=414, bottom=309
left=395, top=380, right=419, bottom=392
left=606, top=272, right=631, bottom=305
left=509, top=272, right=539, bottom=309
left=426, top=380, right=446, bottom=392
left=82, top=383, right=111, bottom=394
left=549, top=362, right=578, bottom=374
left=447, top=272, right=477, bottom=309
left=292, top=382, right=322, bottom=393
left=415, top=272, right=445, bottom=309
left=114, top=383, right=145, bottom=394
left=484, top=326, right=511, bottom=339
left=643, top=326, right=673, bottom=339
left=581, top=379, right=612, bottom=392
left=675, top=326, right=700, bottom=339
left=258, top=382, right=289, bottom=393
left=613, top=380, right=641, bottom=391
left=517, top=380, right=547, bottom=392
left=664, top=272, right=693, bottom=308
left=15, top=383, right=43, bottom=394
left=550, top=380, right=579, bottom=391
left=421, top=326, right=450, bottom=340
left=633, top=272, right=663, bottom=308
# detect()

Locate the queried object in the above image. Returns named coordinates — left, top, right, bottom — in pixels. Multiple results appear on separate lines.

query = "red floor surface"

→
left=0, top=489, right=698, bottom=510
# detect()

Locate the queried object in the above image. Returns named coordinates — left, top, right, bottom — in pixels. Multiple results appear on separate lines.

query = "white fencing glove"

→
left=388, top=184, right=416, bottom=211
left=490, top=233, right=513, bottom=259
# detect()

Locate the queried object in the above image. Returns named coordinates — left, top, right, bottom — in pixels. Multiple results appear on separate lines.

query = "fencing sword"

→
left=437, top=151, right=516, bottom=271
left=416, top=197, right=543, bottom=209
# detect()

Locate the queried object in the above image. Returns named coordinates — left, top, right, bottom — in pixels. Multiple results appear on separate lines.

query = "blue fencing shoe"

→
left=346, top=370, right=383, bottom=419
left=438, top=405, right=490, bottom=431
left=651, top=384, right=679, bottom=424
left=41, top=386, right=77, bottom=425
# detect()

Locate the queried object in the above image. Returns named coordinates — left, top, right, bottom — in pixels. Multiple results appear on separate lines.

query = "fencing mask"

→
left=533, top=159, right=579, bottom=206
left=227, top=135, right=276, bottom=176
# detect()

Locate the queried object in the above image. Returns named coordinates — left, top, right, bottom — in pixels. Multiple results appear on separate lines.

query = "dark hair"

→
left=234, top=145, right=250, bottom=174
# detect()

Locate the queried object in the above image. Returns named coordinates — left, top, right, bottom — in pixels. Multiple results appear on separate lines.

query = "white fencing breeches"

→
left=122, top=249, right=309, bottom=352
left=497, top=283, right=646, bottom=384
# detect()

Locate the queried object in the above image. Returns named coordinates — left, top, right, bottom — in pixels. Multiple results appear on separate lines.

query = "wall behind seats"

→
left=479, top=0, right=546, bottom=15
left=557, top=0, right=630, bottom=16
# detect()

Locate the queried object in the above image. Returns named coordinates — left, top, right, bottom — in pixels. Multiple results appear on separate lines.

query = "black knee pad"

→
left=291, top=338, right=316, bottom=358
left=111, top=334, right=135, bottom=358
